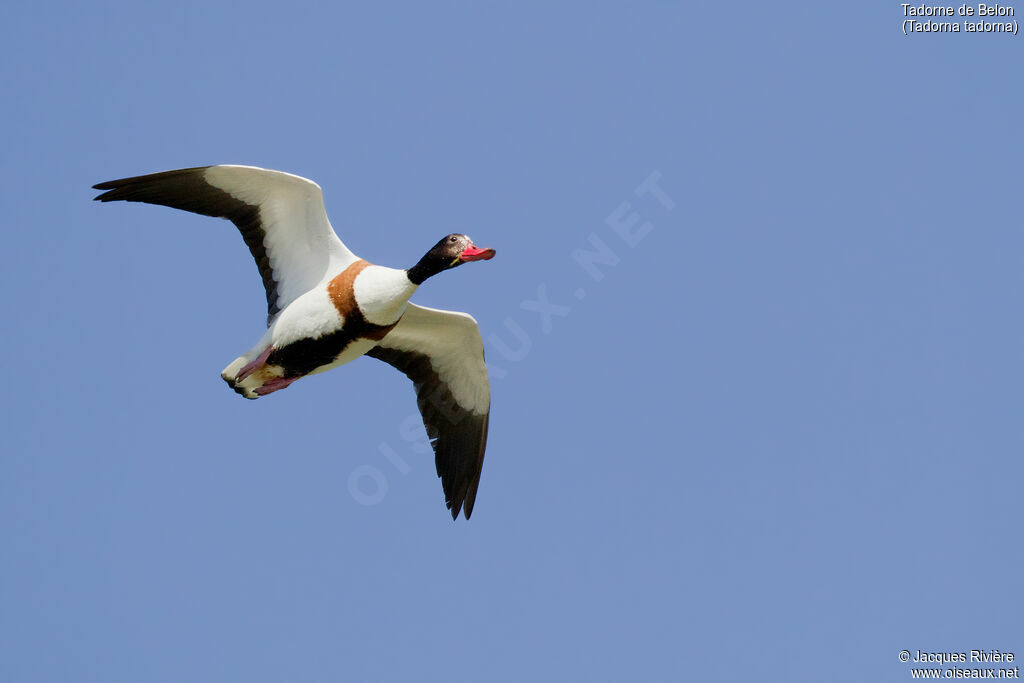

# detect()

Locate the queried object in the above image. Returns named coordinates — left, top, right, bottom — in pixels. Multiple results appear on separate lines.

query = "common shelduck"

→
left=93, top=165, right=496, bottom=519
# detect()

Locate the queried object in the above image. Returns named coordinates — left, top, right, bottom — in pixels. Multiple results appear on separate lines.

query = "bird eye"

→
left=449, top=236, right=457, bottom=242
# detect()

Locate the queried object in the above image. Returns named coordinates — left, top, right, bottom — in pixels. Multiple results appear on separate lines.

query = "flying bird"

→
left=93, top=165, right=495, bottom=519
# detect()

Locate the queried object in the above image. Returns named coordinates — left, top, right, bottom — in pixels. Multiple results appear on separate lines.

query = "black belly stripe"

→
left=268, top=309, right=396, bottom=378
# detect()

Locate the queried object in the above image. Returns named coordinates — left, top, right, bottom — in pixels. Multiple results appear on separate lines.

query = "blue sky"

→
left=2, top=3, right=1022, bottom=682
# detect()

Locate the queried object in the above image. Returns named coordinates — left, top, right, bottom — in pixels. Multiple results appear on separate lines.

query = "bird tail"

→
left=221, top=356, right=260, bottom=399
left=221, top=348, right=299, bottom=399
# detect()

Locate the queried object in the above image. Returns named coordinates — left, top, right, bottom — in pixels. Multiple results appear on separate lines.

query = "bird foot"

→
left=235, top=346, right=274, bottom=382
left=253, top=376, right=299, bottom=396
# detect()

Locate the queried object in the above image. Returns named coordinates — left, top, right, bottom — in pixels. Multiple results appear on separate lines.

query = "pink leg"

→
left=235, top=346, right=274, bottom=382
left=253, top=376, right=300, bottom=396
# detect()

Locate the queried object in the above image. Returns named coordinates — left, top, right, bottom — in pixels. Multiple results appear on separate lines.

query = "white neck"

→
left=352, top=265, right=419, bottom=325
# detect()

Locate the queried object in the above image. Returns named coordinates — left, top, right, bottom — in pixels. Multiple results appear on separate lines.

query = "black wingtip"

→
left=446, top=497, right=472, bottom=520
left=446, top=489, right=468, bottom=520
left=92, top=178, right=122, bottom=193
left=92, top=180, right=123, bottom=201
left=446, top=497, right=474, bottom=520
left=91, top=167, right=215, bottom=202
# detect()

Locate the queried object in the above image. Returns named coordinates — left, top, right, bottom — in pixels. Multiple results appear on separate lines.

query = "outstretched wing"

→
left=366, top=303, right=491, bottom=520
left=93, top=165, right=358, bottom=324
